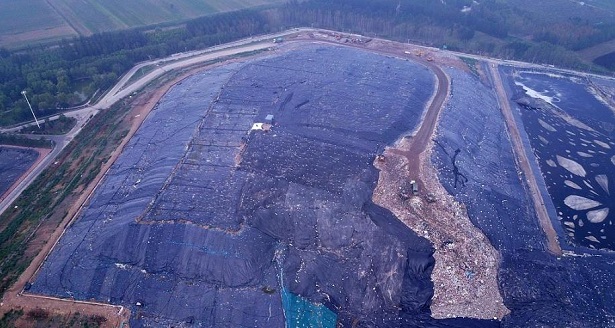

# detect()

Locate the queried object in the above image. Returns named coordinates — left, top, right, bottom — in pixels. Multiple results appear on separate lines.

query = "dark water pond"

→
left=512, top=71, right=615, bottom=250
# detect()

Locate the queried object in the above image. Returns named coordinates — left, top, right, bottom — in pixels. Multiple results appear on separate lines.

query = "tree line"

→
left=0, top=0, right=613, bottom=126
left=0, top=10, right=270, bottom=126
left=277, top=0, right=613, bottom=68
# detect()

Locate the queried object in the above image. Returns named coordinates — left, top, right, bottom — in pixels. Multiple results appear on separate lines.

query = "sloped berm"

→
left=30, top=45, right=498, bottom=327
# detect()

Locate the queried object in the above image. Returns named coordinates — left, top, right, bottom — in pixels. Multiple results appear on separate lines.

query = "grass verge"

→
left=0, top=99, right=131, bottom=296
left=0, top=308, right=107, bottom=328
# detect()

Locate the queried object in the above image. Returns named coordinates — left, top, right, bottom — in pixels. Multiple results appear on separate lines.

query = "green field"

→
left=0, top=0, right=76, bottom=47
left=0, top=0, right=285, bottom=48
left=0, top=0, right=63, bottom=34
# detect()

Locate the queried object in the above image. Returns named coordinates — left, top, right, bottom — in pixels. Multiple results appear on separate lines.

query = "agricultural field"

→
left=0, top=0, right=284, bottom=48
left=0, top=0, right=76, bottom=47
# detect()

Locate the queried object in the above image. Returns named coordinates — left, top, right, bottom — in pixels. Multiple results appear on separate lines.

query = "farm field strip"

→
left=0, top=0, right=76, bottom=47
left=0, top=0, right=284, bottom=46
left=0, top=0, right=66, bottom=34
left=1, top=28, right=615, bottom=328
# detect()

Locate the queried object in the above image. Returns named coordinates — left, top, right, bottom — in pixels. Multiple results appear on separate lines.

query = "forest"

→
left=0, top=0, right=613, bottom=126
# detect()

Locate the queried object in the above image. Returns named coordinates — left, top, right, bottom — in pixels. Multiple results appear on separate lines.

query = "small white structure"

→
left=252, top=123, right=264, bottom=130
left=251, top=122, right=271, bottom=131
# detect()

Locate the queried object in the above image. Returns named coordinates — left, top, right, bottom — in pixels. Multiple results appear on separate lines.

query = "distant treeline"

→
left=0, top=10, right=269, bottom=126
left=0, top=0, right=613, bottom=126
left=279, top=0, right=615, bottom=67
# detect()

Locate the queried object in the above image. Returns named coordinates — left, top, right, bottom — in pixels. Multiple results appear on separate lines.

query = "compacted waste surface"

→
left=433, top=67, right=615, bottom=327
left=31, top=45, right=497, bottom=327
left=30, top=43, right=615, bottom=327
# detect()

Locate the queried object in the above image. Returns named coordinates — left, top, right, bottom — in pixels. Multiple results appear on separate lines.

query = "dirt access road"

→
left=0, top=29, right=563, bottom=324
left=291, top=33, right=509, bottom=319
left=366, top=41, right=509, bottom=319
left=0, top=78, right=171, bottom=328
left=0, top=65, right=229, bottom=328
left=0, top=37, right=286, bottom=218
left=289, top=33, right=447, bottom=179
left=0, top=42, right=285, bottom=327
left=488, top=63, right=562, bottom=255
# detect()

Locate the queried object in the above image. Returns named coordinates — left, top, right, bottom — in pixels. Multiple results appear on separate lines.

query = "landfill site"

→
left=16, top=32, right=615, bottom=327
left=0, top=147, right=39, bottom=199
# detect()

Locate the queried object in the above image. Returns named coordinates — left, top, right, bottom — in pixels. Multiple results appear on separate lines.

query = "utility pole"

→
left=21, top=90, right=40, bottom=129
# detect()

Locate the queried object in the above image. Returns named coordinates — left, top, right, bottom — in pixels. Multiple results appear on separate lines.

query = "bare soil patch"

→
left=289, top=30, right=510, bottom=320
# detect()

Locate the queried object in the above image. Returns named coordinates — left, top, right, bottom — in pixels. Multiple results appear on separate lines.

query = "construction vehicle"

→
left=410, top=180, right=419, bottom=195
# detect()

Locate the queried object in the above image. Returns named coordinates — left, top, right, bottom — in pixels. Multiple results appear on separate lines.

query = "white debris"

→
left=564, top=195, right=601, bottom=210
left=115, top=263, right=129, bottom=270
left=538, top=119, right=556, bottom=132
left=585, top=235, right=600, bottom=243
left=587, top=208, right=609, bottom=223
left=515, top=81, right=557, bottom=106
left=595, top=175, right=609, bottom=194
left=556, top=155, right=586, bottom=177
left=577, top=151, right=593, bottom=158
left=564, top=180, right=582, bottom=190
left=538, top=136, right=549, bottom=144
left=553, top=110, right=594, bottom=131
left=594, top=139, right=611, bottom=149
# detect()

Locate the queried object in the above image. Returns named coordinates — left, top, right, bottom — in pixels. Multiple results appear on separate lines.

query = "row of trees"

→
left=277, top=0, right=607, bottom=69
left=0, top=0, right=613, bottom=126
left=0, top=10, right=271, bottom=126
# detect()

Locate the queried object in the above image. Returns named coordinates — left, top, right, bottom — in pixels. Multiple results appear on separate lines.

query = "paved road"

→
left=1, top=26, right=611, bottom=233
left=0, top=33, right=295, bottom=216
left=303, top=31, right=566, bottom=256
